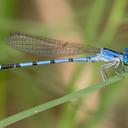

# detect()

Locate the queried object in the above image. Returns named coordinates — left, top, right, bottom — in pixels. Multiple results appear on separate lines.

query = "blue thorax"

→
left=101, top=48, right=121, bottom=61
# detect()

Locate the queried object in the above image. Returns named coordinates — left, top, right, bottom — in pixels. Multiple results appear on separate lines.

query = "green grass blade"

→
left=85, top=0, right=107, bottom=41
left=0, top=73, right=7, bottom=119
left=99, top=0, right=127, bottom=45
left=0, top=0, right=18, bottom=121
left=0, top=72, right=128, bottom=128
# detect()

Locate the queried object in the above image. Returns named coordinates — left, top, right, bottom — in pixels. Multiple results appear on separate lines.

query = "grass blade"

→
left=99, top=0, right=127, bottom=45
left=0, top=72, right=128, bottom=128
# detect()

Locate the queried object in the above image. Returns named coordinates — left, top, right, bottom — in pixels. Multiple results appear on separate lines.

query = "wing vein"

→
left=5, top=32, right=100, bottom=58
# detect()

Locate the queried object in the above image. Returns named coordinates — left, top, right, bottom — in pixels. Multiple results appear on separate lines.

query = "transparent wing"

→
left=5, top=32, right=101, bottom=58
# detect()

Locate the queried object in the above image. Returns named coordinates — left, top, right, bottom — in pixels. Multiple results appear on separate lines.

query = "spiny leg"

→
left=100, top=62, right=115, bottom=81
left=120, top=57, right=126, bottom=71
left=114, top=60, right=120, bottom=76
left=114, top=59, right=125, bottom=78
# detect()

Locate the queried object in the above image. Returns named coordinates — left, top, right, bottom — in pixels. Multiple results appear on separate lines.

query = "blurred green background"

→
left=0, top=0, right=128, bottom=128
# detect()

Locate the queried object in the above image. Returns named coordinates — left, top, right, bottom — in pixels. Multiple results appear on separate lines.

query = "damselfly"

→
left=2, top=32, right=128, bottom=81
